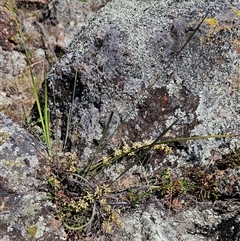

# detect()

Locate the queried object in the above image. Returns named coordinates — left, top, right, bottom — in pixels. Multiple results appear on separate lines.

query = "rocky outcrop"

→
left=0, top=112, right=66, bottom=240
left=0, top=0, right=111, bottom=82
left=0, top=0, right=109, bottom=124
left=33, top=0, right=240, bottom=163
left=28, top=0, right=240, bottom=240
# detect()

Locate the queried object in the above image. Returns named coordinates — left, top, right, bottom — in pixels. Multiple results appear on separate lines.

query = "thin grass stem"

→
left=7, top=0, right=52, bottom=155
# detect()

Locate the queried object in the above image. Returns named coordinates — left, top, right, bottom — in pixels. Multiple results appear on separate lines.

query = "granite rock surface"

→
left=33, top=0, right=240, bottom=164
left=29, top=0, right=240, bottom=240
left=0, top=112, right=66, bottom=241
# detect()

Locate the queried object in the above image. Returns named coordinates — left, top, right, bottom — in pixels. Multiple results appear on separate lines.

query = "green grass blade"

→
left=157, top=134, right=237, bottom=144
left=63, top=69, right=78, bottom=150
left=7, top=0, right=52, bottom=155
left=111, top=119, right=179, bottom=184
left=83, top=111, right=114, bottom=176
left=44, top=76, right=52, bottom=155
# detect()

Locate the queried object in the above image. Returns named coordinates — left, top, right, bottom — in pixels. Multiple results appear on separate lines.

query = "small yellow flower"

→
left=79, top=199, right=89, bottom=209
left=102, top=221, right=112, bottom=232
left=153, top=144, right=161, bottom=150
left=48, top=176, right=60, bottom=189
left=67, top=152, right=77, bottom=162
left=114, top=166, right=121, bottom=173
left=100, top=198, right=107, bottom=205
left=115, top=219, right=121, bottom=225
left=116, top=209, right=121, bottom=214
left=86, top=191, right=94, bottom=203
left=128, top=151, right=135, bottom=156
left=102, top=156, right=110, bottom=164
left=123, top=143, right=131, bottom=153
left=114, top=149, right=122, bottom=157
left=69, top=166, right=77, bottom=172
left=154, top=144, right=173, bottom=154
left=95, top=186, right=102, bottom=197
left=120, top=222, right=125, bottom=228
left=164, top=146, right=173, bottom=154
left=102, top=184, right=111, bottom=193
left=103, top=205, right=111, bottom=214
left=132, top=142, right=143, bottom=149
left=143, top=140, right=152, bottom=147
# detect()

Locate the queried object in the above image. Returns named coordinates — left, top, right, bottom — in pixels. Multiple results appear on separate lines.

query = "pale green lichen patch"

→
left=0, top=114, right=66, bottom=239
left=24, top=216, right=48, bottom=239
left=1, top=157, right=26, bottom=169
left=0, top=132, right=10, bottom=146
left=34, top=216, right=47, bottom=238
left=22, top=202, right=40, bottom=217
left=5, top=193, right=50, bottom=239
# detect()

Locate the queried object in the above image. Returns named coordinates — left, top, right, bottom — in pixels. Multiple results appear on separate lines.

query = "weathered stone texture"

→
left=30, top=0, right=240, bottom=240
left=0, top=113, right=66, bottom=240
left=34, top=0, right=240, bottom=165
left=0, top=4, right=17, bottom=51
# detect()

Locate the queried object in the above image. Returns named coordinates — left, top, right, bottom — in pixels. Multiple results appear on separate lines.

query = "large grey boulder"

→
left=34, top=0, right=240, bottom=163
left=0, top=113, right=66, bottom=240
left=30, top=0, right=240, bottom=240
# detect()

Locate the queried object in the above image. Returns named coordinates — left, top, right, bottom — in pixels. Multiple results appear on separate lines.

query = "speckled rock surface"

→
left=0, top=0, right=96, bottom=82
left=30, top=0, right=240, bottom=240
left=0, top=112, right=66, bottom=240
left=114, top=198, right=240, bottom=241
left=33, top=0, right=240, bottom=163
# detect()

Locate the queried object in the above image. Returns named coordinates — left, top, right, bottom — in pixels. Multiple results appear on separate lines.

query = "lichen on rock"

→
left=29, top=0, right=240, bottom=240
left=0, top=112, right=66, bottom=240
left=32, top=0, right=240, bottom=165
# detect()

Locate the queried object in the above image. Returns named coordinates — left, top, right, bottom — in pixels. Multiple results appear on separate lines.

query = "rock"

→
left=0, top=4, right=18, bottom=51
left=0, top=112, right=66, bottom=240
left=89, top=0, right=112, bottom=12
left=0, top=49, right=27, bottom=80
left=0, top=0, right=104, bottom=82
left=0, top=0, right=101, bottom=125
left=39, top=0, right=95, bottom=53
left=30, top=0, right=240, bottom=240
left=33, top=0, right=240, bottom=163
left=0, top=94, right=12, bottom=110
left=0, top=2, right=27, bottom=80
